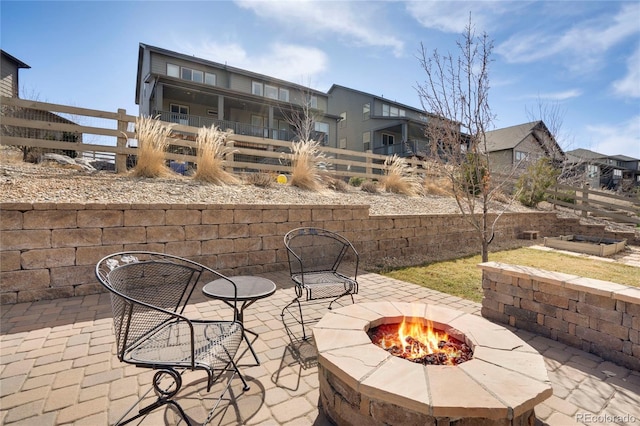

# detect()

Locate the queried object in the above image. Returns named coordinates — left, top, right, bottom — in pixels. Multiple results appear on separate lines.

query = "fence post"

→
left=581, top=186, right=589, bottom=217
left=224, top=139, right=235, bottom=171
left=366, top=150, right=372, bottom=176
left=116, top=109, right=128, bottom=174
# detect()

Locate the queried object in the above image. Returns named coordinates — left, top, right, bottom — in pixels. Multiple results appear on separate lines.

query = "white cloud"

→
left=177, top=40, right=328, bottom=84
left=529, top=90, right=582, bottom=102
left=587, top=115, right=640, bottom=158
left=235, top=0, right=404, bottom=57
left=612, top=45, right=640, bottom=98
left=405, top=1, right=525, bottom=34
left=496, top=2, right=640, bottom=72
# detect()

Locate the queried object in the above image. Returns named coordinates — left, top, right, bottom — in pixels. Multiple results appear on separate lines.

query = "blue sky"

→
left=2, top=0, right=639, bottom=158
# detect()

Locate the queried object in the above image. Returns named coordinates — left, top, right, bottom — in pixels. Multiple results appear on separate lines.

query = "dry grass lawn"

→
left=382, top=247, right=640, bottom=303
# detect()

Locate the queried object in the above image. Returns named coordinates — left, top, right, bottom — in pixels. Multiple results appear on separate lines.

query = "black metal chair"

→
left=281, top=227, right=359, bottom=342
left=95, top=251, right=249, bottom=426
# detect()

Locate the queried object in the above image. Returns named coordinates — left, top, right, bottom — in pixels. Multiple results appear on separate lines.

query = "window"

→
left=382, top=134, right=395, bottom=145
left=363, top=103, right=370, bottom=120
left=170, top=104, right=189, bottom=125
left=252, top=81, right=263, bottom=96
left=279, top=88, right=289, bottom=102
left=613, top=169, right=623, bottom=178
left=315, top=122, right=329, bottom=145
left=362, top=132, right=371, bottom=146
left=515, top=151, right=527, bottom=161
left=309, top=95, right=318, bottom=109
left=167, top=63, right=180, bottom=78
left=340, top=112, right=347, bottom=128
left=381, top=103, right=405, bottom=117
left=181, top=68, right=192, bottom=81
left=205, top=72, right=216, bottom=86
left=265, top=85, right=278, bottom=100
left=587, top=164, right=598, bottom=178
left=192, top=70, right=203, bottom=84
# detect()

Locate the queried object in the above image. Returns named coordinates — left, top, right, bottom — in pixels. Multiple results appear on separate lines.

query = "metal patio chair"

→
left=281, top=227, right=359, bottom=342
left=96, top=251, right=249, bottom=426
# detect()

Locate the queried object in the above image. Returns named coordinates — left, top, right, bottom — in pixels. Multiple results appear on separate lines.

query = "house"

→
left=326, top=84, right=440, bottom=157
left=135, top=43, right=338, bottom=152
left=566, top=148, right=640, bottom=190
left=483, top=121, right=565, bottom=174
left=1, top=50, right=82, bottom=161
left=1, top=50, right=31, bottom=98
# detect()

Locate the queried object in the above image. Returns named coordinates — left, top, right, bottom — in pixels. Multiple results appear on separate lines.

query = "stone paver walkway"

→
left=1, top=269, right=639, bottom=425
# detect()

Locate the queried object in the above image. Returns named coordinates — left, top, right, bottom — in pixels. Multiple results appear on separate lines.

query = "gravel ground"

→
left=1, top=149, right=636, bottom=240
left=0, top=155, right=534, bottom=216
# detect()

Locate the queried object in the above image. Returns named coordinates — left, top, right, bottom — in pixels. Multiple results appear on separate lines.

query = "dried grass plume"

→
left=130, top=116, right=174, bottom=178
left=193, top=125, right=238, bottom=185
left=289, top=139, right=327, bottom=191
left=381, top=155, right=421, bottom=196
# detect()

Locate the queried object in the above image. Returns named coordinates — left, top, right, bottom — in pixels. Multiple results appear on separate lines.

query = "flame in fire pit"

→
left=368, top=318, right=473, bottom=366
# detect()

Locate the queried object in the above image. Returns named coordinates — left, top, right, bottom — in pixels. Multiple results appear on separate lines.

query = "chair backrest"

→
left=96, top=252, right=206, bottom=359
left=284, top=227, right=358, bottom=277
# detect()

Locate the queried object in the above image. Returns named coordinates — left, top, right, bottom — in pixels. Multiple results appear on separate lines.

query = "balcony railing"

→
left=154, top=111, right=327, bottom=144
left=372, top=139, right=430, bottom=157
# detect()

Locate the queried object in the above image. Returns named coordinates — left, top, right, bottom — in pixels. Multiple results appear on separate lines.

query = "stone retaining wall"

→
left=1, top=202, right=636, bottom=304
left=479, top=262, right=640, bottom=371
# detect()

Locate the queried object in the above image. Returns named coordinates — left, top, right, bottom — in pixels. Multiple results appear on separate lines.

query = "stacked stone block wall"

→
left=480, top=262, right=640, bottom=371
left=1, top=202, right=636, bottom=305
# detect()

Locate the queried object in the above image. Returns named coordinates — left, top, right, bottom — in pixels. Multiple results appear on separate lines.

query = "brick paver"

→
left=1, top=269, right=639, bottom=425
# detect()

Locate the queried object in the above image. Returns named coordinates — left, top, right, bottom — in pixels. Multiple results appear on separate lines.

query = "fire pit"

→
left=368, top=319, right=473, bottom=365
left=314, top=302, right=552, bottom=425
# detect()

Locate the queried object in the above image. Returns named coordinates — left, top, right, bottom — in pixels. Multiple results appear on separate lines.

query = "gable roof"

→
left=1, top=50, right=30, bottom=69
left=484, top=121, right=540, bottom=152
left=566, top=148, right=606, bottom=160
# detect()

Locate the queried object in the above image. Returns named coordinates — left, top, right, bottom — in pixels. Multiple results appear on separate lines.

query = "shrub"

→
left=130, top=116, right=174, bottom=178
left=361, top=180, right=379, bottom=193
left=517, top=157, right=559, bottom=207
left=423, top=176, right=453, bottom=197
left=459, top=152, right=489, bottom=196
left=326, top=177, right=349, bottom=192
left=348, top=176, right=364, bottom=187
left=244, top=172, right=273, bottom=188
left=381, top=155, right=421, bottom=196
left=289, top=139, right=327, bottom=191
left=193, top=125, right=238, bottom=185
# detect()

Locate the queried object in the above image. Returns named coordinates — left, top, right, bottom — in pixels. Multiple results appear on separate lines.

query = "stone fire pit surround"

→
left=314, top=301, right=553, bottom=425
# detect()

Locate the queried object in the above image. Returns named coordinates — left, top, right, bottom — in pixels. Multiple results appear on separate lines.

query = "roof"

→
left=136, top=43, right=327, bottom=103
left=1, top=50, right=30, bottom=69
left=566, top=149, right=639, bottom=162
left=484, top=121, right=541, bottom=152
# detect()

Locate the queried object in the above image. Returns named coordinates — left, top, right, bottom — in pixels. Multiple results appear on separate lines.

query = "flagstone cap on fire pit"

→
left=313, top=301, right=553, bottom=420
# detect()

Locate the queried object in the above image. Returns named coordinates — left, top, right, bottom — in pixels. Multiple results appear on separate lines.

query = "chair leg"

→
left=281, top=298, right=310, bottom=342
left=116, top=368, right=192, bottom=426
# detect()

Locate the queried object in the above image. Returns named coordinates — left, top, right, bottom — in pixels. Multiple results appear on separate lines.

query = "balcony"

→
left=372, top=139, right=430, bottom=158
left=154, top=110, right=327, bottom=144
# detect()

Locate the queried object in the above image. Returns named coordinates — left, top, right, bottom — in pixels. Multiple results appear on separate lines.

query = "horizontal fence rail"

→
left=0, top=96, right=428, bottom=180
left=546, top=183, right=640, bottom=225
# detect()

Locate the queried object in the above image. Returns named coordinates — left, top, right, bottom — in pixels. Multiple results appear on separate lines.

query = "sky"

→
left=2, top=0, right=639, bottom=158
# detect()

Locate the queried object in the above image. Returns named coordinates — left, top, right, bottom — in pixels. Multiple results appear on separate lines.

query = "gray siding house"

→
left=135, top=43, right=338, bottom=148
left=484, top=121, right=565, bottom=174
left=567, top=148, right=640, bottom=190
left=327, top=84, right=437, bottom=157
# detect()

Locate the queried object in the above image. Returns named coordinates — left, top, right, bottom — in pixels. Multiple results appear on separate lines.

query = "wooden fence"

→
left=0, top=96, right=427, bottom=180
left=546, top=183, right=640, bottom=225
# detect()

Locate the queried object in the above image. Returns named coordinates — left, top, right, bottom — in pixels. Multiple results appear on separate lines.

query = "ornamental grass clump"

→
left=130, top=116, right=174, bottom=178
left=381, top=155, right=421, bottom=196
left=289, top=139, right=327, bottom=191
left=193, top=125, right=238, bottom=185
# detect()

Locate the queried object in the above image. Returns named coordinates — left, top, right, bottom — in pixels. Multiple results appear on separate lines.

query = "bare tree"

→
left=415, top=18, right=516, bottom=262
left=526, top=98, right=585, bottom=186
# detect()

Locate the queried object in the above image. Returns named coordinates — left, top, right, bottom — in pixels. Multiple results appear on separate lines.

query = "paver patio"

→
left=1, top=269, right=639, bottom=425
